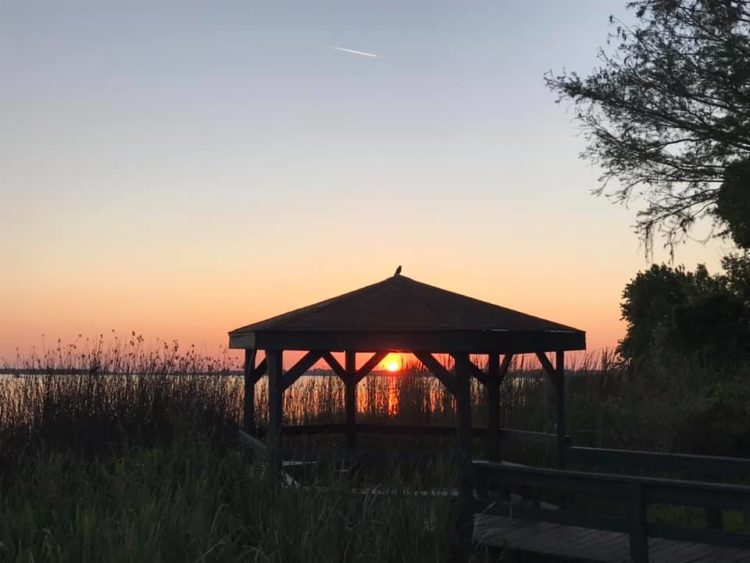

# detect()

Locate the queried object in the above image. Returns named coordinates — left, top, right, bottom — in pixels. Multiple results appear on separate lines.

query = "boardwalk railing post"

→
left=555, top=350, right=567, bottom=469
left=706, top=507, right=723, bottom=530
left=487, top=354, right=501, bottom=461
left=627, top=482, right=649, bottom=563
left=456, top=461, right=475, bottom=556
left=475, top=463, right=488, bottom=499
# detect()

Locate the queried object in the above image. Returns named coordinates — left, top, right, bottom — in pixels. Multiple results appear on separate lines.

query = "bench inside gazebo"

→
left=228, top=272, right=586, bottom=466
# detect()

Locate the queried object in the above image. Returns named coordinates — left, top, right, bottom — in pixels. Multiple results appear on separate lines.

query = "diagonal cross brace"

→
left=354, top=351, right=388, bottom=384
left=414, top=351, right=457, bottom=395
left=498, top=354, right=513, bottom=384
left=321, top=351, right=389, bottom=384
left=468, top=354, right=514, bottom=387
left=282, top=351, right=323, bottom=391
left=321, top=351, right=347, bottom=379
left=467, top=360, right=490, bottom=386
left=535, top=351, right=558, bottom=386
left=251, top=358, right=267, bottom=380
left=492, top=353, right=513, bottom=386
left=245, top=352, right=267, bottom=385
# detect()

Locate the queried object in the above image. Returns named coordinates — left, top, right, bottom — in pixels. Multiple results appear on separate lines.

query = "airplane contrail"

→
left=328, top=45, right=378, bottom=58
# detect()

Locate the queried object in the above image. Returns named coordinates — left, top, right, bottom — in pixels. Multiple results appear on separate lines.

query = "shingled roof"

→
left=229, top=275, right=585, bottom=353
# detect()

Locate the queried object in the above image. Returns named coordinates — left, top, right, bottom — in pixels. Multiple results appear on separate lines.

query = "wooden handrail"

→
left=474, top=461, right=750, bottom=503
left=471, top=461, right=750, bottom=558
left=253, top=423, right=567, bottom=443
left=567, top=445, right=750, bottom=479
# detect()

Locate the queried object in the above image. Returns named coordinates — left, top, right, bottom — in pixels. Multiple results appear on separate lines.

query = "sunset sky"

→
left=1, top=1, right=734, bottom=364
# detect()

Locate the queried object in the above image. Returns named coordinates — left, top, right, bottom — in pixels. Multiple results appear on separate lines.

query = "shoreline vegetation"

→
left=1, top=338, right=749, bottom=561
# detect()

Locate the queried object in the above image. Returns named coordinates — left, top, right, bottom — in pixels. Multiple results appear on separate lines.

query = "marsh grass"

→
left=3, top=342, right=749, bottom=462
left=0, top=373, right=243, bottom=465
left=0, top=437, right=460, bottom=562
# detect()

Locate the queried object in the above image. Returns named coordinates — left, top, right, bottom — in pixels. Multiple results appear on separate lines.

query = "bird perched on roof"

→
left=394, top=265, right=402, bottom=276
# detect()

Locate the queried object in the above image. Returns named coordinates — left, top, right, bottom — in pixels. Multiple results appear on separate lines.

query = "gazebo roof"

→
left=229, top=275, right=585, bottom=353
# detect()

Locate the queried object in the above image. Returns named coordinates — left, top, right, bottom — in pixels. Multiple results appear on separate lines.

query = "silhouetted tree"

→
left=619, top=260, right=750, bottom=362
left=723, top=252, right=750, bottom=301
left=547, top=0, right=750, bottom=250
left=619, top=264, right=711, bottom=358
left=716, top=159, right=750, bottom=249
left=671, top=292, right=750, bottom=359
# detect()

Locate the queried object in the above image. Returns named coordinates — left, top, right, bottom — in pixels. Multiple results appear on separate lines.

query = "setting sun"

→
left=383, top=353, right=401, bottom=373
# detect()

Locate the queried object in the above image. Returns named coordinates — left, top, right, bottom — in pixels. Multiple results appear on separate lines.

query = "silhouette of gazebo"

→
left=228, top=274, right=585, bottom=465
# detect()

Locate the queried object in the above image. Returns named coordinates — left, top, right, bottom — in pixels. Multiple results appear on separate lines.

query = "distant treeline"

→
left=0, top=368, right=244, bottom=376
left=0, top=367, right=407, bottom=377
left=0, top=366, right=549, bottom=378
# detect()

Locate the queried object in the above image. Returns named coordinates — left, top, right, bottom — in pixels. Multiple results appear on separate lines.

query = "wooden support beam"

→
left=453, top=352, right=475, bottom=554
left=535, top=351, right=567, bottom=467
left=556, top=350, right=567, bottom=469
left=413, top=352, right=457, bottom=395
left=242, top=352, right=269, bottom=434
left=490, top=353, right=513, bottom=462
left=321, top=351, right=347, bottom=380
left=487, top=353, right=500, bottom=461
left=345, top=351, right=357, bottom=449
left=267, top=349, right=283, bottom=456
left=243, top=349, right=257, bottom=433
left=452, top=353, right=473, bottom=461
left=354, top=351, right=388, bottom=384
left=281, top=351, right=323, bottom=391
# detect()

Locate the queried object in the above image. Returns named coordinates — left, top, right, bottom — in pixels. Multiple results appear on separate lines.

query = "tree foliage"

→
left=619, top=256, right=750, bottom=361
left=716, top=158, right=750, bottom=248
left=547, top=0, right=750, bottom=250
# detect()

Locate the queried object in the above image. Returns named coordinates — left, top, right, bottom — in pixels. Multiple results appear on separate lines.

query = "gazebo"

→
left=228, top=273, right=585, bottom=466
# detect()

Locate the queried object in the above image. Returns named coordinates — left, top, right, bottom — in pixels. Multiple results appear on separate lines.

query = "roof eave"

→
left=228, top=328, right=586, bottom=354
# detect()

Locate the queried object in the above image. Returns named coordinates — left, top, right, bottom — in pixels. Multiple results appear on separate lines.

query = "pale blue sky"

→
left=0, top=1, right=731, bottom=358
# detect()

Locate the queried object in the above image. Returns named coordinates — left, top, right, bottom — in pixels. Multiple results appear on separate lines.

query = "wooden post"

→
left=627, top=482, right=649, bottom=562
left=706, top=507, right=723, bottom=530
left=267, top=349, right=283, bottom=453
left=453, top=352, right=474, bottom=552
left=556, top=350, right=567, bottom=469
left=454, top=353, right=473, bottom=460
left=487, top=353, right=500, bottom=461
left=243, top=349, right=257, bottom=434
left=345, top=351, right=357, bottom=449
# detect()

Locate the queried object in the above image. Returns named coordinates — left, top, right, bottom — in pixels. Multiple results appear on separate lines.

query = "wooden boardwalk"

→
left=474, top=515, right=750, bottom=562
left=469, top=462, right=750, bottom=562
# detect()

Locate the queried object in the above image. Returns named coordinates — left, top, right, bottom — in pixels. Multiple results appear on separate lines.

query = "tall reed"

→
left=4, top=338, right=749, bottom=462
left=0, top=437, right=459, bottom=562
